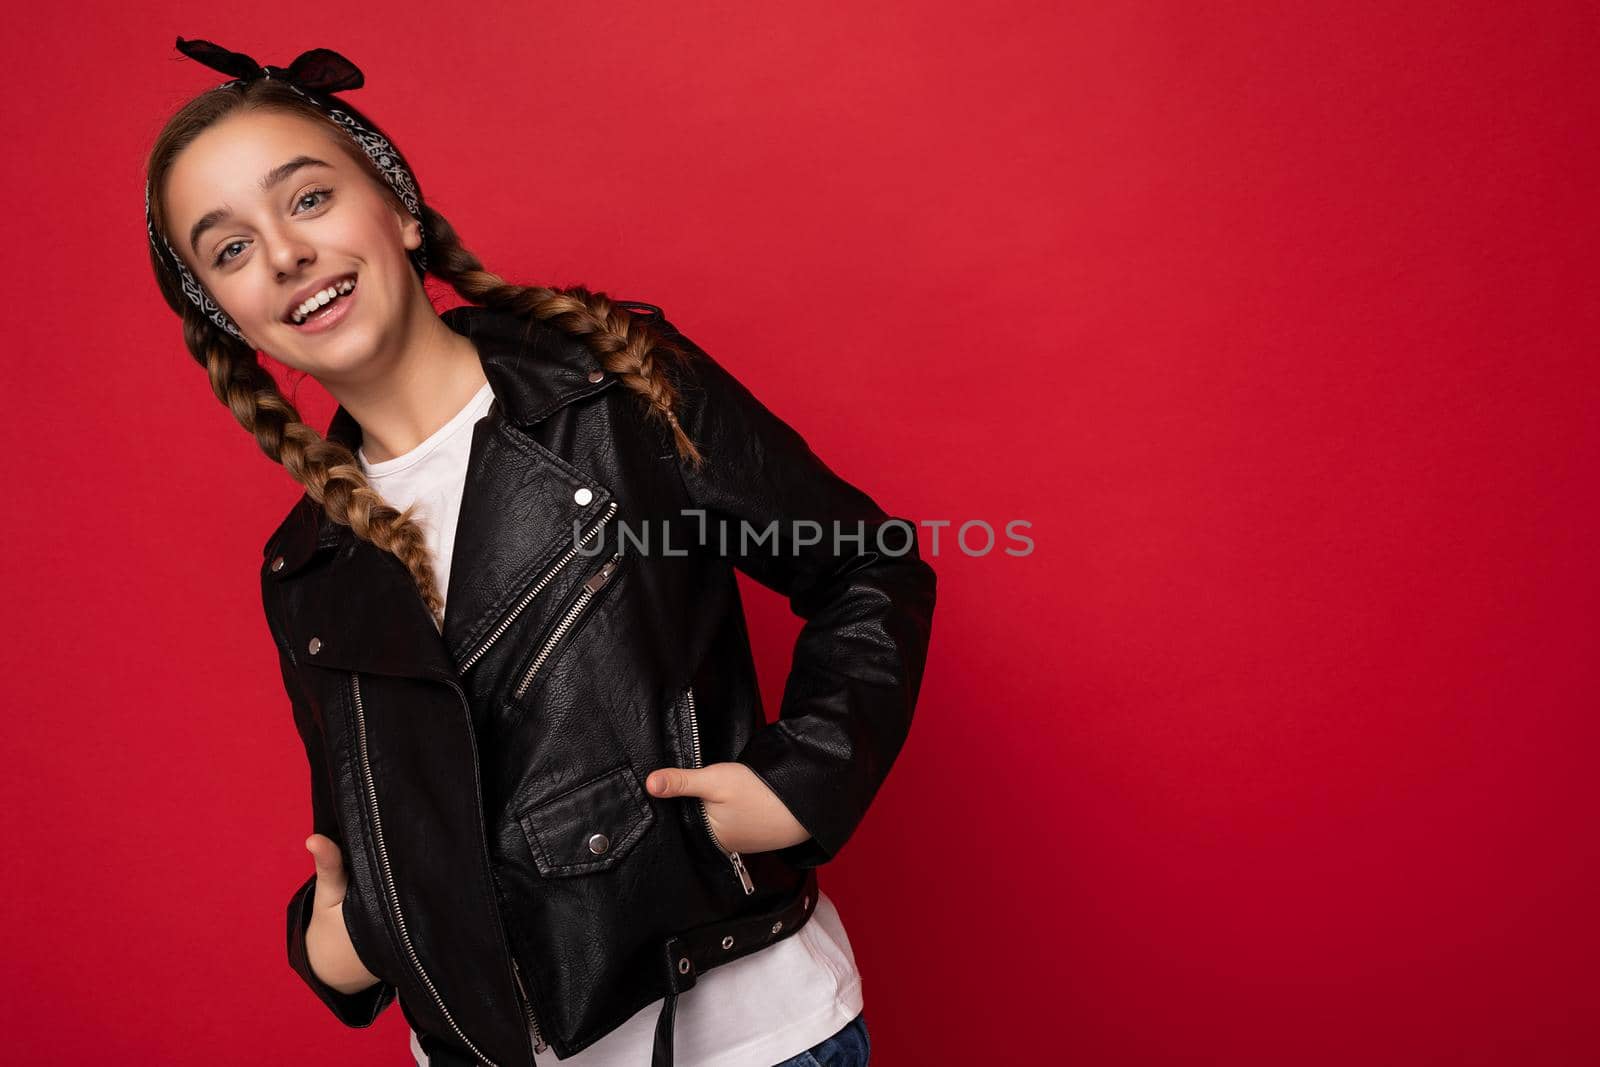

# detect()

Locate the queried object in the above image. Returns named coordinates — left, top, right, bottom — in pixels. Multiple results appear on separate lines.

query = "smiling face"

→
left=160, top=108, right=424, bottom=379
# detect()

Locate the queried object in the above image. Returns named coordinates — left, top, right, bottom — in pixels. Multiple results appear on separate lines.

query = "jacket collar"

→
left=267, top=302, right=616, bottom=579
left=325, top=302, right=612, bottom=459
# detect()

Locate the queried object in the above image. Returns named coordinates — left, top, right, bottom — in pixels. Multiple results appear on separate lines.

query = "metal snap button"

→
left=587, top=369, right=604, bottom=383
left=573, top=487, right=593, bottom=506
left=307, top=637, right=322, bottom=655
left=587, top=833, right=610, bottom=855
left=270, top=555, right=285, bottom=572
left=678, top=957, right=691, bottom=974
left=771, top=920, right=783, bottom=934
left=721, top=935, right=734, bottom=950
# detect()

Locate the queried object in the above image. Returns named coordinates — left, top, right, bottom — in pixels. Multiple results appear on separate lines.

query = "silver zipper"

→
left=352, top=674, right=503, bottom=1067
left=511, top=958, right=549, bottom=1054
left=436, top=672, right=547, bottom=1063
left=682, top=686, right=755, bottom=895
left=457, top=501, right=619, bottom=674
left=512, top=552, right=624, bottom=699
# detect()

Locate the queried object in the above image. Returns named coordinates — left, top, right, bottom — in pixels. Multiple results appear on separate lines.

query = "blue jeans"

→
left=769, top=1011, right=870, bottom=1067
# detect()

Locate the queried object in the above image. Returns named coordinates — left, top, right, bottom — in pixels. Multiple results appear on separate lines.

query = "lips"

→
left=282, top=272, right=358, bottom=324
left=286, top=278, right=360, bottom=335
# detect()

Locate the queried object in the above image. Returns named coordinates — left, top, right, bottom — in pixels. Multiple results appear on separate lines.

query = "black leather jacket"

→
left=259, top=301, right=936, bottom=1067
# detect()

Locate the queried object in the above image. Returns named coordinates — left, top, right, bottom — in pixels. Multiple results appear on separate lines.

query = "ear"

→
left=400, top=212, right=423, bottom=253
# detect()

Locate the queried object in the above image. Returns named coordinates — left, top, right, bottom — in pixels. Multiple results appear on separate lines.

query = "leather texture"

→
left=260, top=301, right=936, bottom=1065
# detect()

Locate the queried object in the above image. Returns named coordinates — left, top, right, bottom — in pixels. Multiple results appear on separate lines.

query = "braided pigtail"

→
left=194, top=320, right=449, bottom=625
left=418, top=204, right=706, bottom=470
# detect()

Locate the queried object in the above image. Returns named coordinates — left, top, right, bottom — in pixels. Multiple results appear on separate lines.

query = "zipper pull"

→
left=511, top=958, right=549, bottom=1054
left=583, top=554, right=621, bottom=593
left=729, top=851, right=755, bottom=895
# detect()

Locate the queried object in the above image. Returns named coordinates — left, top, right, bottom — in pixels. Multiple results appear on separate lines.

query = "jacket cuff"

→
left=286, top=872, right=396, bottom=1027
left=736, top=720, right=856, bottom=868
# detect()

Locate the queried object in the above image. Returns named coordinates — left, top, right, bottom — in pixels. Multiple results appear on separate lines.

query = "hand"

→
left=303, top=834, right=382, bottom=996
left=645, top=762, right=812, bottom=854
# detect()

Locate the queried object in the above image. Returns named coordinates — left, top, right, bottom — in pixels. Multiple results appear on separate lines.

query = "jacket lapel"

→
left=437, top=404, right=616, bottom=669
left=272, top=303, right=620, bottom=682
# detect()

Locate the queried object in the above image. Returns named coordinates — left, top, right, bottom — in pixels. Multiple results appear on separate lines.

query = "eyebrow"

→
left=187, top=156, right=334, bottom=257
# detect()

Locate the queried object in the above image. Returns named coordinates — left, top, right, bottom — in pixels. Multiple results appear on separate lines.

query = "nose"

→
left=266, top=229, right=316, bottom=279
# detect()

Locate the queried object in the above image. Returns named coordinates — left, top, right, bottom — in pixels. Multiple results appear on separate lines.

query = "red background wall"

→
left=2, top=2, right=1596, bottom=1063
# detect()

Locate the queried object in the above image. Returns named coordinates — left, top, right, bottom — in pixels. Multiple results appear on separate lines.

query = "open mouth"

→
left=287, top=275, right=358, bottom=328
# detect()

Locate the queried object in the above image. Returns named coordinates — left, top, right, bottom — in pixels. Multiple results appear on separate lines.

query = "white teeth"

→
left=290, top=277, right=357, bottom=324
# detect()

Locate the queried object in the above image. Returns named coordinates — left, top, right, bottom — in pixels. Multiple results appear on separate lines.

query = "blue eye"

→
left=296, top=187, right=333, bottom=212
left=211, top=188, right=335, bottom=267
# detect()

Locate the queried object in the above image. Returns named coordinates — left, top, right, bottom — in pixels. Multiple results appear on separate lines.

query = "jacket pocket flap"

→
left=518, top=765, right=655, bottom=877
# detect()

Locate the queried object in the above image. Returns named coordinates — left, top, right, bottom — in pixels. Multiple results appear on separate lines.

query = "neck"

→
left=328, top=297, right=488, bottom=464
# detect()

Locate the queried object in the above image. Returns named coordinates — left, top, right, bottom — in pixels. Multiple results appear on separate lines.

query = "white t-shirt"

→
left=358, top=379, right=866, bottom=1067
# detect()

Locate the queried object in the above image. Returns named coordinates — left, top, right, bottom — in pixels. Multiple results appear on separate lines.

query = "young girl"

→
left=145, top=38, right=933, bottom=1067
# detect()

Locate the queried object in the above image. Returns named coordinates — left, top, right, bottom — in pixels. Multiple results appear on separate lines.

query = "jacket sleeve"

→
left=653, top=312, right=938, bottom=867
left=263, top=569, right=398, bottom=1026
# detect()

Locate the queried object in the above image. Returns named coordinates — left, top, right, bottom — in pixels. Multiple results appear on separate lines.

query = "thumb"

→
left=646, top=767, right=708, bottom=798
left=305, top=834, right=349, bottom=905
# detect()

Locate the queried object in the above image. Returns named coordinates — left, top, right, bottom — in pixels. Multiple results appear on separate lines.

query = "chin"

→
left=311, top=332, right=389, bottom=380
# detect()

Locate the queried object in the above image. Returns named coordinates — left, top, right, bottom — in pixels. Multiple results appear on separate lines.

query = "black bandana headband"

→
left=146, top=37, right=428, bottom=344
